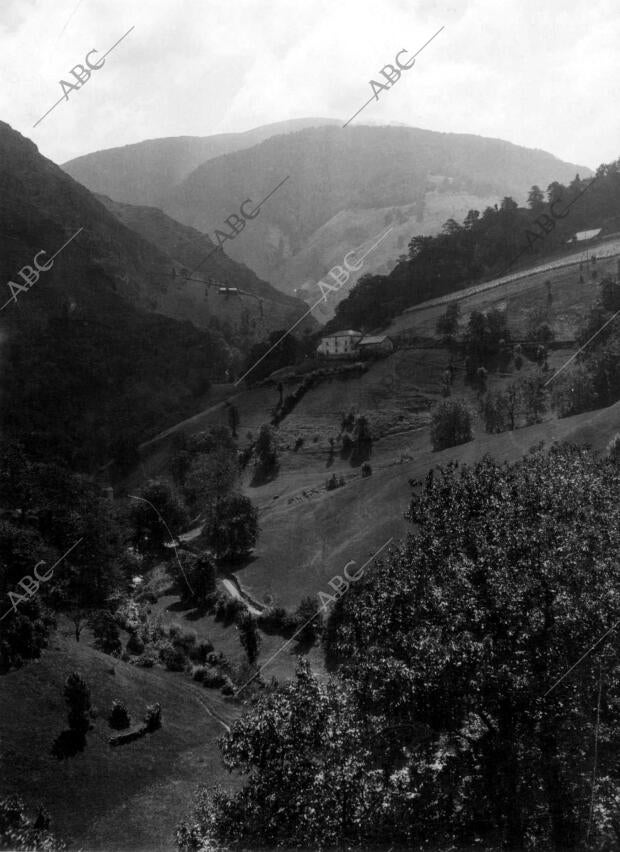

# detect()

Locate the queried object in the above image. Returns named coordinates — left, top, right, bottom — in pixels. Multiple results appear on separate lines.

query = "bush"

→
left=361, top=463, right=372, bottom=477
left=430, top=400, right=473, bottom=451
left=108, top=699, right=131, bottom=730
left=189, top=638, right=214, bottom=664
left=133, top=652, right=157, bottom=668
left=144, top=703, right=161, bottom=732
left=126, top=632, right=145, bottom=655
left=214, top=595, right=245, bottom=625
left=202, top=666, right=226, bottom=689
left=257, top=606, right=296, bottom=635
left=220, top=677, right=235, bottom=696
left=160, top=644, right=187, bottom=672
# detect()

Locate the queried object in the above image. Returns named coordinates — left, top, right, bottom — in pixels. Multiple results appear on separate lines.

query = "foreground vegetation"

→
left=179, top=444, right=620, bottom=851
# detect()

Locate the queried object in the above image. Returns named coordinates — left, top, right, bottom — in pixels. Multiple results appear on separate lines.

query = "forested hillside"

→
left=328, top=162, right=620, bottom=333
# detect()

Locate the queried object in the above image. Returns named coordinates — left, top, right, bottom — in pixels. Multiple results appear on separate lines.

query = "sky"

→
left=0, top=0, right=618, bottom=170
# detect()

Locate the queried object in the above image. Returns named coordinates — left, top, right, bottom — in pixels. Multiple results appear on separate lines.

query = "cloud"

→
left=0, top=0, right=617, bottom=169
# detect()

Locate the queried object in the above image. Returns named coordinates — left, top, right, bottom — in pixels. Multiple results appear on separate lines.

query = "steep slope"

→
left=161, top=125, right=590, bottom=312
left=98, top=194, right=315, bottom=342
left=0, top=121, right=307, bottom=471
left=62, top=118, right=341, bottom=207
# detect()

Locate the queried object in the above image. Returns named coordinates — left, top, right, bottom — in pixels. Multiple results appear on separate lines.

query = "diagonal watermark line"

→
left=186, top=175, right=290, bottom=279
left=343, top=26, right=445, bottom=128
left=245, top=175, right=290, bottom=217
left=234, top=226, right=393, bottom=386
left=99, top=24, right=134, bottom=61
left=57, top=0, right=85, bottom=39
left=234, top=538, right=393, bottom=697
left=543, top=307, right=620, bottom=387
left=0, top=227, right=84, bottom=314
left=34, top=26, right=135, bottom=128
left=544, top=616, right=620, bottom=697
left=0, top=537, right=84, bottom=621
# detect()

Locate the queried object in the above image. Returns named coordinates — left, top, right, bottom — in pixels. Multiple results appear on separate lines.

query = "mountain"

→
left=64, top=122, right=590, bottom=322
left=62, top=118, right=341, bottom=207
left=0, top=121, right=310, bottom=471
left=163, top=126, right=591, bottom=317
left=97, top=194, right=315, bottom=343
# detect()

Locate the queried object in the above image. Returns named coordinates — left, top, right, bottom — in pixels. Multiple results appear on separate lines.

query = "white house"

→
left=316, top=330, right=363, bottom=358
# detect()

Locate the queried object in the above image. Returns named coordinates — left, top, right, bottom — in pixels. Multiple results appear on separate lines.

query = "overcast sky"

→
left=0, top=0, right=617, bottom=170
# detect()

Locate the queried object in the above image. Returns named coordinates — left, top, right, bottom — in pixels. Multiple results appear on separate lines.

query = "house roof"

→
left=359, top=335, right=391, bottom=345
left=572, top=228, right=602, bottom=242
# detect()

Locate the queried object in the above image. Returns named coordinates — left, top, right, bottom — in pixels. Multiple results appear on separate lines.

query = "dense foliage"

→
left=183, top=445, right=620, bottom=850
left=329, top=162, right=620, bottom=332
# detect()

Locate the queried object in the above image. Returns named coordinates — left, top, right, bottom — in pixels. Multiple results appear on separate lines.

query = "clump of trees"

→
left=0, top=796, right=66, bottom=851
left=483, top=375, right=547, bottom=432
left=202, top=495, right=259, bottom=562
left=430, top=400, right=473, bottom=450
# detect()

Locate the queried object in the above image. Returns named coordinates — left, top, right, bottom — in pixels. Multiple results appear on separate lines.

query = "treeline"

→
left=328, top=158, right=620, bottom=332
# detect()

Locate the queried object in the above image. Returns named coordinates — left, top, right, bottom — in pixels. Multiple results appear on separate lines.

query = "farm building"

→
left=316, top=330, right=363, bottom=358
left=357, top=335, right=394, bottom=358
left=568, top=228, right=602, bottom=244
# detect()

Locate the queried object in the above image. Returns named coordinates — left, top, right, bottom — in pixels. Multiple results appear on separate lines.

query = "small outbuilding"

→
left=357, top=334, right=394, bottom=358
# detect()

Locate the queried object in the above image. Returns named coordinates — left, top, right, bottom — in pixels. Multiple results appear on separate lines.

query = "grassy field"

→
left=0, top=634, right=239, bottom=851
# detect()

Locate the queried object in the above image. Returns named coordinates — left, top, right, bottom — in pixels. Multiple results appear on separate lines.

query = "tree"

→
left=551, top=363, right=598, bottom=417
left=237, top=611, right=261, bottom=664
left=294, top=596, right=322, bottom=645
left=183, top=447, right=238, bottom=509
left=128, top=480, right=189, bottom=557
left=325, top=446, right=620, bottom=850
left=435, top=301, right=459, bottom=345
left=527, top=184, right=545, bottom=211
left=254, top=424, right=278, bottom=481
left=64, top=672, right=91, bottom=736
left=89, top=610, right=121, bottom=655
left=172, top=551, right=217, bottom=605
left=109, top=699, right=131, bottom=730
left=430, top=400, right=472, bottom=451
left=202, top=494, right=259, bottom=562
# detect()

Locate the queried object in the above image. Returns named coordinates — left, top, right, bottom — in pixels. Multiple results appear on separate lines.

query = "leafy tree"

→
left=64, top=672, right=91, bottom=735
left=294, top=596, right=322, bottom=645
left=527, top=184, right=545, bottom=211
left=172, top=551, right=217, bottom=605
left=325, top=446, right=620, bottom=850
left=436, top=301, right=460, bottom=345
left=89, top=609, right=121, bottom=655
left=183, top=447, right=238, bottom=509
left=202, top=495, right=259, bottom=562
left=430, top=400, right=473, bottom=450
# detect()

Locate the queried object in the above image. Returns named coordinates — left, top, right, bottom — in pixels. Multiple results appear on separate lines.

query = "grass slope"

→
left=0, top=635, right=239, bottom=851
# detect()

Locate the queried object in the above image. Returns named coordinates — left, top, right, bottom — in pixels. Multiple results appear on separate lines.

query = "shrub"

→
left=430, top=400, right=473, bottom=451
left=220, top=677, right=235, bottom=696
left=108, top=700, right=131, bottom=730
left=361, top=463, right=372, bottom=477
left=192, top=665, right=207, bottom=683
left=126, top=632, right=145, bottom=655
left=144, top=703, right=161, bottom=732
left=133, top=652, right=157, bottom=668
left=258, top=606, right=296, bottom=635
left=160, top=644, right=187, bottom=672
left=202, top=666, right=226, bottom=689
left=189, top=638, right=214, bottom=664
